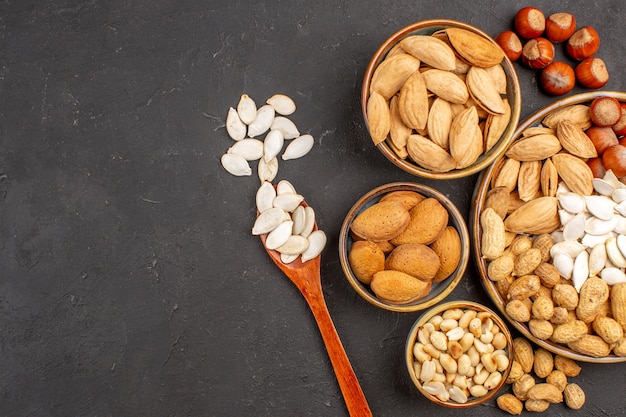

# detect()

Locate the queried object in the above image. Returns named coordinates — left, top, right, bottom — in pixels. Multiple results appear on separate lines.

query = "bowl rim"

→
left=405, top=300, right=514, bottom=408
left=360, top=19, right=522, bottom=180
left=338, top=182, right=470, bottom=312
left=470, top=91, right=626, bottom=364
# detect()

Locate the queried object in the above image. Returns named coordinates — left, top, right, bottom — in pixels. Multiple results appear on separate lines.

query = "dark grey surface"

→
left=1, top=1, right=625, bottom=416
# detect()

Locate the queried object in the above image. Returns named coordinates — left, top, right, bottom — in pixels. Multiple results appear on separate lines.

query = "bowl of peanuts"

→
left=338, top=182, right=470, bottom=312
left=361, top=19, right=522, bottom=179
left=472, top=91, right=626, bottom=363
left=405, top=300, right=514, bottom=407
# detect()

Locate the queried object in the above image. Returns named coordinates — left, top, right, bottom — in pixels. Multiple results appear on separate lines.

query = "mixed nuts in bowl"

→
left=471, top=91, right=626, bottom=363
left=338, top=182, right=470, bottom=312
left=361, top=19, right=522, bottom=179
left=405, top=300, right=514, bottom=408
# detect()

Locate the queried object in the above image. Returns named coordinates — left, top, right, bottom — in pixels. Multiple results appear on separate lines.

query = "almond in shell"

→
left=449, top=106, right=483, bottom=169
left=351, top=199, right=410, bottom=242
left=370, top=53, right=421, bottom=100
left=399, top=35, right=457, bottom=71
left=556, top=120, right=598, bottom=159
left=385, top=243, right=441, bottom=281
left=504, top=196, right=560, bottom=234
left=427, top=97, right=453, bottom=149
left=389, top=95, right=411, bottom=150
left=370, top=269, right=432, bottom=303
left=551, top=153, right=594, bottom=195
left=466, top=66, right=506, bottom=114
left=391, top=197, right=448, bottom=245
left=422, top=69, right=469, bottom=104
left=542, top=104, right=592, bottom=131
left=505, top=134, right=562, bottom=161
left=492, top=157, right=521, bottom=192
left=430, top=226, right=462, bottom=282
left=517, top=160, right=542, bottom=202
left=540, top=158, right=559, bottom=197
left=366, top=91, right=391, bottom=145
left=445, top=27, right=505, bottom=68
left=398, top=70, right=429, bottom=130
left=406, top=134, right=457, bottom=172
left=484, top=98, right=511, bottom=152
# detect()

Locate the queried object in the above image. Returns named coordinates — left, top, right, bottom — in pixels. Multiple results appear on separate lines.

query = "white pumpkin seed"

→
left=273, top=193, right=304, bottom=212
left=270, top=116, right=300, bottom=139
left=551, top=230, right=565, bottom=243
left=256, top=181, right=276, bottom=213
left=226, top=107, right=246, bottom=140
left=221, top=153, right=252, bottom=176
left=553, top=252, right=574, bottom=279
left=237, top=94, right=257, bottom=125
left=300, top=206, right=315, bottom=237
left=263, top=129, right=285, bottom=162
left=276, top=179, right=297, bottom=195
left=572, top=251, right=589, bottom=292
left=301, top=230, right=326, bottom=262
left=227, top=138, right=264, bottom=161
left=593, top=178, right=615, bottom=196
left=585, top=195, right=616, bottom=221
left=282, top=134, right=314, bottom=161
left=615, top=216, right=626, bottom=234
left=559, top=209, right=576, bottom=228
left=585, top=216, right=618, bottom=236
left=291, top=205, right=306, bottom=235
left=612, top=188, right=626, bottom=204
left=562, top=212, right=585, bottom=241
left=280, top=253, right=299, bottom=264
left=252, top=207, right=289, bottom=235
left=276, top=234, right=310, bottom=255
left=265, top=220, right=294, bottom=250
left=581, top=232, right=614, bottom=248
left=248, top=104, right=275, bottom=137
left=550, top=240, right=586, bottom=259
left=615, top=200, right=626, bottom=217
left=558, top=192, right=585, bottom=214
left=605, top=237, right=626, bottom=268
left=266, top=94, right=296, bottom=115
left=258, top=156, right=278, bottom=183
left=603, top=169, right=626, bottom=189
left=617, top=234, right=626, bottom=259
left=600, top=267, right=626, bottom=285
left=588, top=243, right=607, bottom=276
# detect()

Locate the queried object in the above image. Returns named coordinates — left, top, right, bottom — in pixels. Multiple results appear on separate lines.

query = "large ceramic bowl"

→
left=405, top=300, right=514, bottom=408
left=361, top=19, right=522, bottom=179
left=471, top=91, right=626, bottom=363
left=339, top=182, right=470, bottom=312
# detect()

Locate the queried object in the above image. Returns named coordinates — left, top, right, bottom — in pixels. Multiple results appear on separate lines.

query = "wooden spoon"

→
left=259, top=209, right=373, bottom=417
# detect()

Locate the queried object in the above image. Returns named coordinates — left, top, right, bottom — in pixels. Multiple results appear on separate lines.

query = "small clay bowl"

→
left=338, top=182, right=469, bottom=313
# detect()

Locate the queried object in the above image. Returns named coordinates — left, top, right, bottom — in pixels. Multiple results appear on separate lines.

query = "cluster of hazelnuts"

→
left=495, top=7, right=608, bottom=96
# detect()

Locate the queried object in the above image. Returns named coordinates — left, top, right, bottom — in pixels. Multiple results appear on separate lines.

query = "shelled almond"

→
left=365, top=28, right=511, bottom=172
left=480, top=99, right=626, bottom=358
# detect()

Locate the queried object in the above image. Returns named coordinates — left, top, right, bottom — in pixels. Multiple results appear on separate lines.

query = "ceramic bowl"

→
left=361, top=19, right=522, bottom=180
left=471, top=91, right=626, bottom=363
left=405, top=300, right=513, bottom=408
left=338, top=182, right=469, bottom=312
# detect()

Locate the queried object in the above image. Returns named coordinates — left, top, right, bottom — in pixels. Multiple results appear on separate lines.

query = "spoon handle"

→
left=302, top=284, right=373, bottom=417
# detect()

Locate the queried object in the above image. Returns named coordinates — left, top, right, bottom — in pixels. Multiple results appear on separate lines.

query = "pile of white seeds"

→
left=220, top=93, right=326, bottom=264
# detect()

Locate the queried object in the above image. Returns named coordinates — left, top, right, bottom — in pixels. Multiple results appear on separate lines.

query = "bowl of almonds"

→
left=472, top=91, right=626, bottom=363
left=405, top=300, right=513, bottom=407
left=338, top=182, right=470, bottom=312
left=361, top=19, right=522, bottom=179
